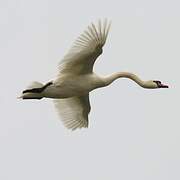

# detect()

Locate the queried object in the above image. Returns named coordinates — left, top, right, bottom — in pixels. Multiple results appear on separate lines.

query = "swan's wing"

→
left=58, top=19, right=111, bottom=75
left=53, top=94, right=91, bottom=130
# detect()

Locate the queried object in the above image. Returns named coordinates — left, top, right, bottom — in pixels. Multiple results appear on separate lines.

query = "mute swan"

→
left=19, top=20, right=168, bottom=130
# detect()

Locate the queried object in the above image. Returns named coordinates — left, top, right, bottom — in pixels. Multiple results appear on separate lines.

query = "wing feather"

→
left=58, top=20, right=111, bottom=75
left=53, top=95, right=91, bottom=130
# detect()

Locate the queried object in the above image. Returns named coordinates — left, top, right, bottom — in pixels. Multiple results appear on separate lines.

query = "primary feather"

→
left=53, top=20, right=111, bottom=130
left=54, top=95, right=91, bottom=130
left=57, top=19, right=111, bottom=75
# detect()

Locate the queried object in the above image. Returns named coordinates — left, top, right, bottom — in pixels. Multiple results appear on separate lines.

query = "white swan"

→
left=19, top=20, right=168, bottom=130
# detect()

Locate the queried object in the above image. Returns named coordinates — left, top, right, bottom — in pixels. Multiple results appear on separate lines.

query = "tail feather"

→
left=19, top=81, right=53, bottom=99
left=18, top=81, right=44, bottom=99
left=22, top=81, right=44, bottom=94
left=27, top=81, right=44, bottom=89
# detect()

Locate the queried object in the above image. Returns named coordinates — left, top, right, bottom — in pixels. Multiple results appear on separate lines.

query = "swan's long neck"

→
left=103, top=72, right=147, bottom=88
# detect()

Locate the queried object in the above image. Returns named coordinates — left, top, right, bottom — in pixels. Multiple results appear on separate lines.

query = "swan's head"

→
left=153, top=80, right=169, bottom=88
left=144, top=80, right=169, bottom=89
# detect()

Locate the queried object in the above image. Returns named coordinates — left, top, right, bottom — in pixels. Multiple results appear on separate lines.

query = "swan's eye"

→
left=153, top=80, right=161, bottom=84
left=153, top=80, right=161, bottom=88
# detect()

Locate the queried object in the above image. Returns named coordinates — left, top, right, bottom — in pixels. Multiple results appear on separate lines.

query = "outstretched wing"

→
left=58, top=19, right=111, bottom=75
left=53, top=95, right=91, bottom=130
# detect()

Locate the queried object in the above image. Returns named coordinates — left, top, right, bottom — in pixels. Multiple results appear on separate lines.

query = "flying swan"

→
left=19, top=20, right=168, bottom=130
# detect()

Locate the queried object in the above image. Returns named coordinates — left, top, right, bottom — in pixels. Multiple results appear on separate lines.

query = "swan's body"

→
left=43, top=73, right=104, bottom=98
left=20, top=20, right=168, bottom=130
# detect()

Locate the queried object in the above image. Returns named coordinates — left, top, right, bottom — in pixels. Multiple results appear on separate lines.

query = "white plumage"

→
left=53, top=20, right=110, bottom=130
left=57, top=19, right=111, bottom=75
left=54, top=95, right=90, bottom=130
left=20, top=19, right=168, bottom=130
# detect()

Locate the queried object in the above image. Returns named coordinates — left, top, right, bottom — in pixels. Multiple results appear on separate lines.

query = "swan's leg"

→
left=23, top=88, right=43, bottom=93
left=22, top=96, right=42, bottom=100
left=23, top=81, right=53, bottom=94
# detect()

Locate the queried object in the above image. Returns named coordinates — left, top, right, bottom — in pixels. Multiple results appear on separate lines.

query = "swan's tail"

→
left=26, top=81, right=44, bottom=89
left=18, top=81, right=44, bottom=99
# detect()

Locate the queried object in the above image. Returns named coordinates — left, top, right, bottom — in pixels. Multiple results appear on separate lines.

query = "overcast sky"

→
left=1, top=0, right=180, bottom=180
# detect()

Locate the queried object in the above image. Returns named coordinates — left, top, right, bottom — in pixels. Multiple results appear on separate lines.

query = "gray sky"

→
left=1, top=0, right=180, bottom=179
